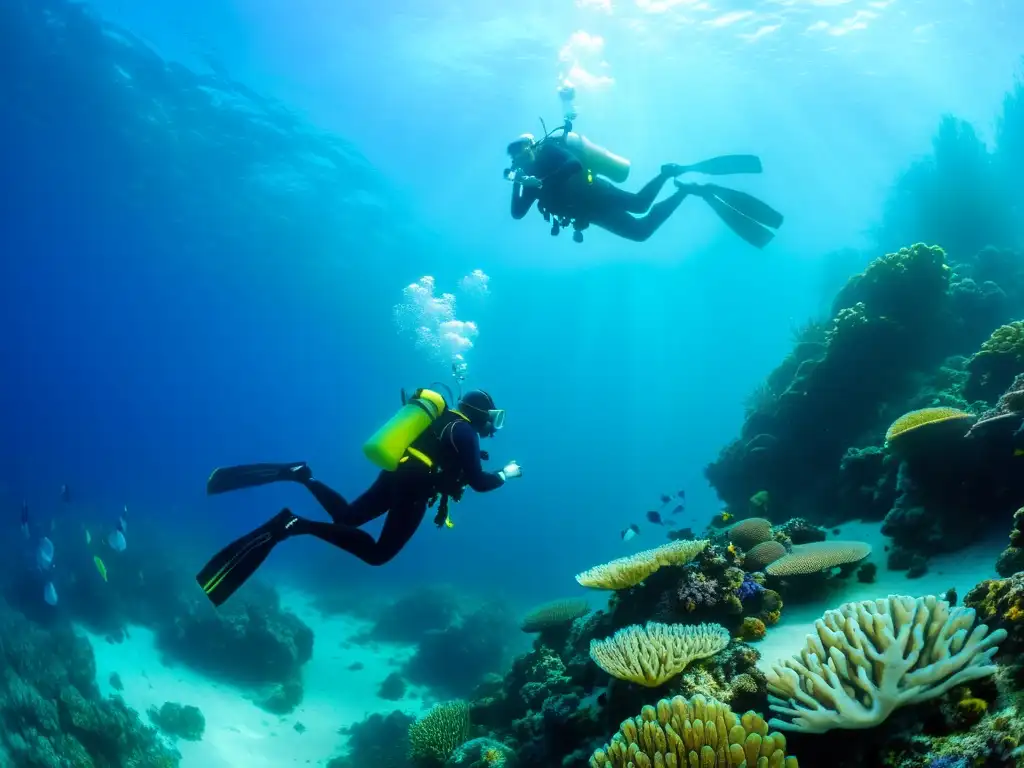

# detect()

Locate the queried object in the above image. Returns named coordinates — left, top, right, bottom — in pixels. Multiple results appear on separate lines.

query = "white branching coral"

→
left=765, top=594, right=1007, bottom=733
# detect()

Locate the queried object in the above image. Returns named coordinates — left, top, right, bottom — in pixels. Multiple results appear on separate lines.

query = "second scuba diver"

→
left=504, top=121, right=784, bottom=247
left=195, top=388, right=521, bottom=607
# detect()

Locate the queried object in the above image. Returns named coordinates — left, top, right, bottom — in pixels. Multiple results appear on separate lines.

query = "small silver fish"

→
left=43, top=581, right=58, bottom=606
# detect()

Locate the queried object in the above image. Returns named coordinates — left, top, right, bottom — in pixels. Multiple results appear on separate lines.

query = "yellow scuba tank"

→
left=363, top=388, right=448, bottom=471
left=564, top=132, right=631, bottom=184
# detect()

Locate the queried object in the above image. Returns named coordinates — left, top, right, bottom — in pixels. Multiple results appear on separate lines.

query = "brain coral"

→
left=744, top=541, right=787, bottom=572
left=590, top=693, right=798, bottom=768
left=728, top=518, right=773, bottom=549
left=766, top=595, right=1006, bottom=733
left=765, top=541, right=871, bottom=577
left=589, top=622, right=730, bottom=687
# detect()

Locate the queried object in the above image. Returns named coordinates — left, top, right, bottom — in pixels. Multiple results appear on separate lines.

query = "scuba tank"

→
left=564, top=132, right=631, bottom=184
left=363, top=388, right=448, bottom=471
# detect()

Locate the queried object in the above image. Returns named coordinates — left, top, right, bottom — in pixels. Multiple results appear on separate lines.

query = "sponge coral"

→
left=764, top=541, right=871, bottom=577
left=765, top=595, right=1006, bottom=733
left=408, top=701, right=471, bottom=763
left=589, top=693, right=798, bottom=768
left=589, top=622, right=730, bottom=687
left=575, top=540, right=709, bottom=590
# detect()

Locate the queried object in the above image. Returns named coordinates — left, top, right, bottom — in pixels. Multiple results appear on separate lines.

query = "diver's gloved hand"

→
left=498, top=461, right=522, bottom=481
left=517, top=173, right=543, bottom=189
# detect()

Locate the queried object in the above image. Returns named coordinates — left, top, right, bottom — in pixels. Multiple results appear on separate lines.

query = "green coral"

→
left=409, top=701, right=471, bottom=765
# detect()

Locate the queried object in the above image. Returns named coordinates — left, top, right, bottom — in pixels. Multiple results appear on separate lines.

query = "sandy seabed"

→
left=85, top=589, right=428, bottom=767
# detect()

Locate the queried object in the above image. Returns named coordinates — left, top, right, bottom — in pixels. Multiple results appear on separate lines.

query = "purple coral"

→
left=676, top=568, right=720, bottom=610
left=735, top=573, right=764, bottom=602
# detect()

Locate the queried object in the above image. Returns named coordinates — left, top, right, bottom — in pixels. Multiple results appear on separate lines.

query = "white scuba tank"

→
left=564, top=132, right=631, bottom=184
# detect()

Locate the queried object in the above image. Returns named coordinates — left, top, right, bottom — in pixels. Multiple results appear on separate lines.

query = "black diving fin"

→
left=206, top=462, right=310, bottom=495
left=704, top=184, right=784, bottom=230
left=196, top=508, right=299, bottom=607
left=702, top=192, right=776, bottom=249
left=677, top=154, right=763, bottom=176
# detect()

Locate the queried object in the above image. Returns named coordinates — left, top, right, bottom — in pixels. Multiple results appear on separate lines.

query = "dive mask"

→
left=487, top=409, right=506, bottom=432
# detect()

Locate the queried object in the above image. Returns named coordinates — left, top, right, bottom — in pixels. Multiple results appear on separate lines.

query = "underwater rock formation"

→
left=154, top=584, right=313, bottom=713
left=706, top=244, right=954, bottom=524
left=995, top=507, right=1024, bottom=577
left=402, top=602, right=516, bottom=699
left=0, top=599, right=180, bottom=766
left=964, top=321, right=1024, bottom=403
left=327, top=710, right=415, bottom=768
left=147, top=702, right=205, bottom=741
left=354, top=584, right=461, bottom=644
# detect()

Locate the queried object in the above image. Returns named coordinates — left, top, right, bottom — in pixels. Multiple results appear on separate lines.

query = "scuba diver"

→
left=195, top=388, right=521, bottom=607
left=504, top=119, right=784, bottom=247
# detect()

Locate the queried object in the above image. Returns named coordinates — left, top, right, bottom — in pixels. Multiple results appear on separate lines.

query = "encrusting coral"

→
left=589, top=622, right=730, bottom=687
left=765, top=595, right=1006, bottom=733
left=576, top=540, right=709, bottom=590
left=589, top=693, right=798, bottom=768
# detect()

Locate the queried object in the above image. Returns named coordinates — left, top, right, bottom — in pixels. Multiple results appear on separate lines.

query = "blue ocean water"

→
left=1, top=0, right=1023, bottom=766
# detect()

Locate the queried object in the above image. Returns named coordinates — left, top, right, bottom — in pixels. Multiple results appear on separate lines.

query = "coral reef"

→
left=995, top=507, right=1024, bottom=577
left=0, top=599, right=180, bottom=766
left=965, top=321, right=1024, bottom=403
left=445, top=737, right=517, bottom=767
left=590, top=693, right=798, bottom=767
left=705, top=244, right=953, bottom=524
left=766, top=595, right=1006, bottom=733
left=589, top=622, right=731, bottom=686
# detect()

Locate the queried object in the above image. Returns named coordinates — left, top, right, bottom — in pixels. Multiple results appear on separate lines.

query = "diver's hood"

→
left=507, top=133, right=535, bottom=156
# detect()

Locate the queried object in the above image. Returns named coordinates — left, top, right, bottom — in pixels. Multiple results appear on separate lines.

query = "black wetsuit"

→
left=511, top=141, right=691, bottom=242
left=288, top=416, right=504, bottom=565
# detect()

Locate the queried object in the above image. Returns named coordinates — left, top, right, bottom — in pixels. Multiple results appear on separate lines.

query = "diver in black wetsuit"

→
left=195, top=389, right=521, bottom=607
left=505, top=129, right=784, bottom=247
